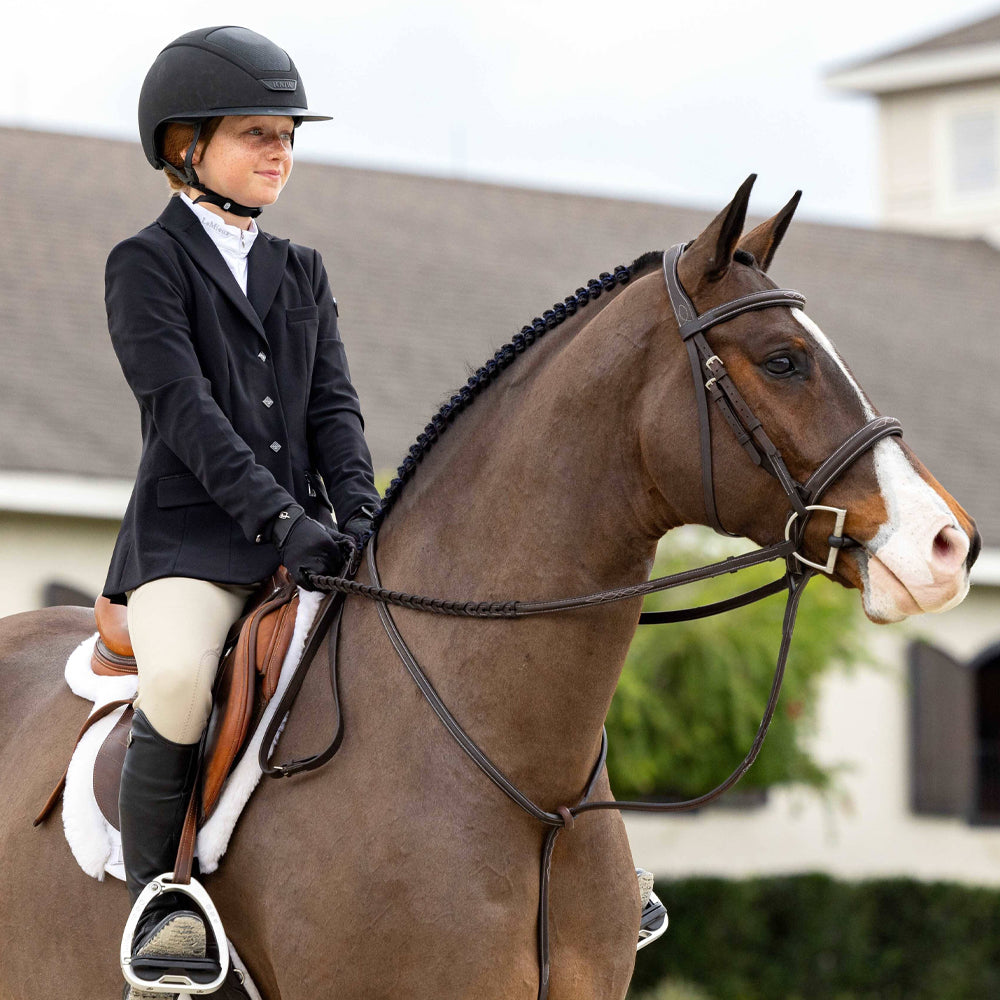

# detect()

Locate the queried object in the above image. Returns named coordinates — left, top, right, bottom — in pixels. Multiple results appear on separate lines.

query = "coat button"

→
left=270, top=441, right=282, bottom=452
left=263, top=396, right=274, bottom=408
left=258, top=351, right=267, bottom=362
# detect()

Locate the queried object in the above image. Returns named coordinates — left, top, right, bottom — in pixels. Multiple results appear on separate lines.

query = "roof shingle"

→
left=1, top=126, right=995, bottom=545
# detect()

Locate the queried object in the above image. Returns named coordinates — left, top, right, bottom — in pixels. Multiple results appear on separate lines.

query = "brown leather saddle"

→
left=36, top=570, right=300, bottom=830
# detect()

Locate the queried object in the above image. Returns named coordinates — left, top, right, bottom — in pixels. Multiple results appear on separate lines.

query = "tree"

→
left=606, top=527, right=871, bottom=801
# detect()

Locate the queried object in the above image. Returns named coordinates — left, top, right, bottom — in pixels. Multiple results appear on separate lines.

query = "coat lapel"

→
left=247, top=231, right=289, bottom=324
left=156, top=198, right=269, bottom=339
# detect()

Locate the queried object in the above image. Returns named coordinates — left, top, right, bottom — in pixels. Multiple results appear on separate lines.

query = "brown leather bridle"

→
left=265, top=243, right=904, bottom=1000
left=662, top=241, right=902, bottom=567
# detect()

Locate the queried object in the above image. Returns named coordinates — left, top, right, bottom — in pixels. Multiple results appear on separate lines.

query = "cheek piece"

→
left=160, top=120, right=296, bottom=220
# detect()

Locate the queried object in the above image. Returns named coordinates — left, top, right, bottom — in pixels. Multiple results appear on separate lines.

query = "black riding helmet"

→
left=139, top=26, right=330, bottom=217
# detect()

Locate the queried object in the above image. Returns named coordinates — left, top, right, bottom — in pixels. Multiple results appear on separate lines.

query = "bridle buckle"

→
left=784, top=504, right=848, bottom=574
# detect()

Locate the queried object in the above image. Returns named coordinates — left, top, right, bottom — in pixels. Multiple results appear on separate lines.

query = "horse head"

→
left=639, top=174, right=979, bottom=623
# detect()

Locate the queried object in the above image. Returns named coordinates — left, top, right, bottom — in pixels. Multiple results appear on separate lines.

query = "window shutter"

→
left=908, top=640, right=974, bottom=817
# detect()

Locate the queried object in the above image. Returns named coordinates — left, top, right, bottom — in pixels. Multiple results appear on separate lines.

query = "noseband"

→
left=276, top=244, right=905, bottom=1000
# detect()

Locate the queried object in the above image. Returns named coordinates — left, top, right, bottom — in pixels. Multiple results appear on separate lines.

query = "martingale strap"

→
left=364, top=537, right=813, bottom=1000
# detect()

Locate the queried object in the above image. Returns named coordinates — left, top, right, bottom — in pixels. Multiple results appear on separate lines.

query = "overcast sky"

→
left=5, top=0, right=999, bottom=224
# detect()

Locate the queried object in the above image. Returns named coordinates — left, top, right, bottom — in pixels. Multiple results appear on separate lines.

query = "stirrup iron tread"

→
left=120, top=874, right=229, bottom=995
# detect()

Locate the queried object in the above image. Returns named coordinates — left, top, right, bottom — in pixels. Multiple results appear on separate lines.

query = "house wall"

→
left=0, top=511, right=117, bottom=617
left=625, top=585, right=1000, bottom=886
left=881, top=79, right=1000, bottom=240
left=5, top=517, right=998, bottom=888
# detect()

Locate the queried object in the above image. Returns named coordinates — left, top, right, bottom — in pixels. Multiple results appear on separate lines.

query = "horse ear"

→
left=681, top=174, right=756, bottom=283
left=737, top=190, right=802, bottom=272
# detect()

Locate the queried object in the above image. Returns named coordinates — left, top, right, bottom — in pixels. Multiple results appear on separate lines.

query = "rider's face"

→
left=193, top=115, right=295, bottom=219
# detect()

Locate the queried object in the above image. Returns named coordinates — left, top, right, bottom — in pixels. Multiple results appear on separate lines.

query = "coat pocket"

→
left=286, top=305, right=319, bottom=325
left=156, top=473, right=212, bottom=509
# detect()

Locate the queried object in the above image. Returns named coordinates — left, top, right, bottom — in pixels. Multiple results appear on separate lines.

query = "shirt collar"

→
left=179, top=192, right=258, bottom=257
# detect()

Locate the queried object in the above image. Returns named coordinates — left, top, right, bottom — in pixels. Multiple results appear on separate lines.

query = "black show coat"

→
left=103, top=196, right=378, bottom=603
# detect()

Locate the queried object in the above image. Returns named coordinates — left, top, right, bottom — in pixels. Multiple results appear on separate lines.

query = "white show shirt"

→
left=179, top=192, right=258, bottom=296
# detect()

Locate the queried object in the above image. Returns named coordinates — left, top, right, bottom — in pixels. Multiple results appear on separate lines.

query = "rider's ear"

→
left=737, top=190, right=802, bottom=272
left=680, top=174, right=756, bottom=284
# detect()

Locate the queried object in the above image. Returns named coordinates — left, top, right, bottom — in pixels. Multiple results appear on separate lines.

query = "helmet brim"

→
left=165, top=107, right=331, bottom=122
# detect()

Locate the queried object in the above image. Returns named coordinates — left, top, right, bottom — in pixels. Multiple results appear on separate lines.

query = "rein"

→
left=266, top=244, right=902, bottom=1000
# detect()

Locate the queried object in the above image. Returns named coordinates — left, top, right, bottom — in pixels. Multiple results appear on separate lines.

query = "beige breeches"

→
left=127, top=577, right=256, bottom=745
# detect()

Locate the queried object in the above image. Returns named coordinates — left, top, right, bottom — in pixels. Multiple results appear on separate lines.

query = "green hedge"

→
left=629, top=875, right=1000, bottom=1000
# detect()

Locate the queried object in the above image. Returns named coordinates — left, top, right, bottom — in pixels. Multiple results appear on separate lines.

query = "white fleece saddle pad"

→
left=60, top=589, right=323, bottom=881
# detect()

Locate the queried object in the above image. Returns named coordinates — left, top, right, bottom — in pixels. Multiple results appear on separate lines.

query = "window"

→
left=974, top=647, right=1000, bottom=822
left=909, top=639, right=1000, bottom=824
left=951, top=109, right=998, bottom=195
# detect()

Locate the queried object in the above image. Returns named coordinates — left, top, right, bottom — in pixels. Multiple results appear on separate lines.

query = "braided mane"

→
left=373, top=251, right=665, bottom=527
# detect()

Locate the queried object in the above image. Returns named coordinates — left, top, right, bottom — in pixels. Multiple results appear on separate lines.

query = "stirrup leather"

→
left=120, top=874, right=229, bottom=995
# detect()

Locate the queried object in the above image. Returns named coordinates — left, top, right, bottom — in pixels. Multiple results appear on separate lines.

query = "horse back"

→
left=0, top=606, right=93, bottom=733
left=0, top=606, right=129, bottom=1000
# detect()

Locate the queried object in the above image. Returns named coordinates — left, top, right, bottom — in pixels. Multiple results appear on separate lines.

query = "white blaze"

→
left=791, top=311, right=969, bottom=620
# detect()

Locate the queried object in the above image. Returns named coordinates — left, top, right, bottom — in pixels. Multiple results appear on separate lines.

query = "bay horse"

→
left=0, top=177, right=978, bottom=1000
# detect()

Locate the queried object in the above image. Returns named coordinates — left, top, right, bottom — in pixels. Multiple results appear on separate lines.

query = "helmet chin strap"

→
left=160, top=121, right=263, bottom=219
left=190, top=185, right=262, bottom=219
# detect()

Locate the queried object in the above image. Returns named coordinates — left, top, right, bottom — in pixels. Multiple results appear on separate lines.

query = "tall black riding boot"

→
left=118, top=709, right=204, bottom=961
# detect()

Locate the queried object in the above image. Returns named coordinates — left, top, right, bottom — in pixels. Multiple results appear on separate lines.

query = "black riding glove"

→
left=341, top=505, right=376, bottom=546
left=271, top=505, right=355, bottom=589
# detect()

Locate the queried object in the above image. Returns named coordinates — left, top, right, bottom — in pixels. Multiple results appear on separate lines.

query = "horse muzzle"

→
left=859, top=519, right=973, bottom=623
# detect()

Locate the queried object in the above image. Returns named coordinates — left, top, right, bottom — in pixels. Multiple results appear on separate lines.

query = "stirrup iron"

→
left=120, top=873, right=229, bottom=995
left=637, top=890, right=668, bottom=951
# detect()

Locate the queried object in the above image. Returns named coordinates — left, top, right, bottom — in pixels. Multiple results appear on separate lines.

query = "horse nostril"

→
left=932, top=525, right=970, bottom=573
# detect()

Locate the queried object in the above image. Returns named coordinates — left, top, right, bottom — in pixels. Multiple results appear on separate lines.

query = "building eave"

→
left=0, top=471, right=131, bottom=520
left=827, top=42, right=1000, bottom=95
left=4, top=469, right=998, bottom=590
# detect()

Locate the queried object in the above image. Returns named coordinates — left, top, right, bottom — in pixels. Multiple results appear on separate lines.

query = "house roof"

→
left=1, top=125, right=996, bottom=549
left=827, top=9, right=1000, bottom=94
left=876, top=11, right=1000, bottom=60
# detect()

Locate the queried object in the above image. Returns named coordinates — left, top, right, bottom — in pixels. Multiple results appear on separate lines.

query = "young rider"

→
left=104, top=25, right=380, bottom=994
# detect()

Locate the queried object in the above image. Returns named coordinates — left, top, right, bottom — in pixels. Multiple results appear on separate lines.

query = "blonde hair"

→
left=160, top=118, right=223, bottom=191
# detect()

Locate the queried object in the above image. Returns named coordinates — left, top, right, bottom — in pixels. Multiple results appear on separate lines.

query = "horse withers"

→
left=0, top=177, right=977, bottom=999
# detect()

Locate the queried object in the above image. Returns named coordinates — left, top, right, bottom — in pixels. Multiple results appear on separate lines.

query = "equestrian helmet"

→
left=139, top=25, right=331, bottom=171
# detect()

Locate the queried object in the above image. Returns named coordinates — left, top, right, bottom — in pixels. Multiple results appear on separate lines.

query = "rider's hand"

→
left=272, top=505, right=354, bottom=589
left=341, top=505, right=375, bottom=546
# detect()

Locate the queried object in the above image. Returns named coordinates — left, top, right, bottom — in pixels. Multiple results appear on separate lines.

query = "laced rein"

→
left=306, top=393, right=900, bottom=815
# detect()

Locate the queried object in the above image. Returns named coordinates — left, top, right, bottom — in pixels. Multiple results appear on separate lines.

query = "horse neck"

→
left=375, top=274, right=682, bottom=805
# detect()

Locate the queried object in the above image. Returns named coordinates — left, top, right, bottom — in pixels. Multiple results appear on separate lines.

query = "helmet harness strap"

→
left=161, top=119, right=264, bottom=220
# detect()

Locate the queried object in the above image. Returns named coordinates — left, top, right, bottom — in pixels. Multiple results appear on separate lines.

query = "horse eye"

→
left=764, top=355, right=795, bottom=377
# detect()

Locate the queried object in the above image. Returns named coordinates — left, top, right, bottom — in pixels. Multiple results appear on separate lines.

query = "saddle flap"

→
left=95, top=705, right=134, bottom=828
left=89, top=573, right=300, bottom=832
left=257, top=595, right=299, bottom=700
left=200, top=576, right=298, bottom=819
